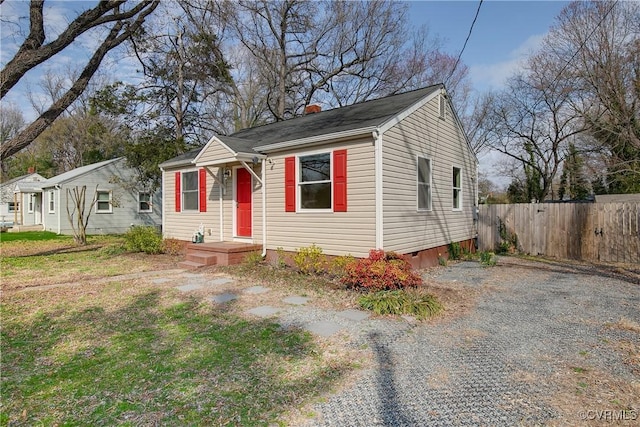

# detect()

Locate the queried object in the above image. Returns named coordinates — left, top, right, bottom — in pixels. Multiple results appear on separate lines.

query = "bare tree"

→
left=1, top=0, right=160, bottom=160
left=66, top=185, right=98, bottom=245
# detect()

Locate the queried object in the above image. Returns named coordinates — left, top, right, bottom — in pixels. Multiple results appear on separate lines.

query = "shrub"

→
left=328, top=254, right=356, bottom=278
left=293, top=244, right=326, bottom=275
left=358, top=289, right=442, bottom=319
left=243, top=251, right=264, bottom=267
left=479, top=251, right=497, bottom=266
left=275, top=247, right=288, bottom=268
left=124, top=226, right=163, bottom=254
left=99, top=244, right=126, bottom=256
left=448, top=241, right=462, bottom=260
left=162, top=238, right=185, bottom=255
left=341, top=250, right=422, bottom=292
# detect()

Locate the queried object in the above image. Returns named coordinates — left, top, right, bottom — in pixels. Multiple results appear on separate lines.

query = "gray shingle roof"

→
left=41, top=158, right=123, bottom=186
left=160, top=85, right=442, bottom=167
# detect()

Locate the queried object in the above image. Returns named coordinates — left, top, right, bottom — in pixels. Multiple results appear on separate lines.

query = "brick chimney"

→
left=304, top=103, right=322, bottom=114
left=27, top=167, right=35, bottom=174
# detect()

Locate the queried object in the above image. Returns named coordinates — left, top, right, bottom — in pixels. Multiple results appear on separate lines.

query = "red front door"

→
left=236, top=168, right=252, bottom=237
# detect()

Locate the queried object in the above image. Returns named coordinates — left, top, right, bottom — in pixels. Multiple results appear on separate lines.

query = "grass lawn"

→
left=0, top=236, right=356, bottom=426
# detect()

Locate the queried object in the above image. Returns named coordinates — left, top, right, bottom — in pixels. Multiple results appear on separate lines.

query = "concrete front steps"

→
left=178, top=241, right=262, bottom=270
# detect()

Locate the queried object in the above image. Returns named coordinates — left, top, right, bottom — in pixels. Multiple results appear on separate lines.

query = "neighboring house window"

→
left=174, top=169, right=206, bottom=213
left=299, top=152, right=332, bottom=209
left=48, top=190, right=55, bottom=213
left=439, top=94, right=446, bottom=119
left=417, top=156, right=432, bottom=211
left=96, top=191, right=112, bottom=213
left=182, top=171, right=199, bottom=211
left=452, top=167, right=462, bottom=210
left=8, top=202, right=19, bottom=212
left=138, top=192, right=152, bottom=212
left=28, top=195, right=34, bottom=213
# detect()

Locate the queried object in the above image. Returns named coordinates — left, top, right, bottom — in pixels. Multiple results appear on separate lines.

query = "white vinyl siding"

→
left=382, top=94, right=477, bottom=254
left=266, top=138, right=375, bottom=257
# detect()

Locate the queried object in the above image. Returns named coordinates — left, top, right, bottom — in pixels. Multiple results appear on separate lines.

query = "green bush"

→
left=124, top=226, right=163, bottom=254
left=341, top=250, right=422, bottom=291
left=358, top=289, right=442, bottom=319
left=479, top=251, right=496, bottom=266
left=243, top=251, right=264, bottom=267
left=293, top=244, right=326, bottom=275
left=448, top=241, right=462, bottom=260
left=328, top=254, right=356, bottom=278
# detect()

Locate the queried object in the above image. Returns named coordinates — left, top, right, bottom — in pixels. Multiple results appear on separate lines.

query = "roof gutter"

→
left=254, top=126, right=378, bottom=153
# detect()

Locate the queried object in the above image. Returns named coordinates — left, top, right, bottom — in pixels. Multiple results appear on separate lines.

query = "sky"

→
left=409, top=0, right=569, bottom=92
left=1, top=0, right=571, bottom=183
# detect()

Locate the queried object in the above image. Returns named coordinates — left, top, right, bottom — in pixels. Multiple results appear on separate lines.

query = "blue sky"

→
left=2, top=0, right=570, bottom=183
left=409, top=0, right=569, bottom=92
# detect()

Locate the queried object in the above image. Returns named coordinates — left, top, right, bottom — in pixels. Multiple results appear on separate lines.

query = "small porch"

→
left=178, top=241, right=262, bottom=270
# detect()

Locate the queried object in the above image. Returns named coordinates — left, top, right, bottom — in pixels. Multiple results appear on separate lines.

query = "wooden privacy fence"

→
left=478, top=202, right=640, bottom=264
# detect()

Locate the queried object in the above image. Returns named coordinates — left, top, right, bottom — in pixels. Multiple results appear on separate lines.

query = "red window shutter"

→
left=333, top=149, right=347, bottom=212
left=284, top=156, right=296, bottom=212
left=174, top=172, right=181, bottom=212
left=199, top=168, right=207, bottom=212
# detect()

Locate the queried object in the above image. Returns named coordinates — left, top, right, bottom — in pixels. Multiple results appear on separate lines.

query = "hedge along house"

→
left=38, top=158, right=162, bottom=235
left=159, top=85, right=479, bottom=268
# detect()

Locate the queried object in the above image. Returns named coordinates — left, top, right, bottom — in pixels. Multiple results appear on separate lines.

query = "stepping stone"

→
left=283, top=296, right=309, bottom=305
left=337, top=309, right=370, bottom=321
left=183, top=273, right=204, bottom=279
left=209, top=293, right=238, bottom=303
left=210, top=277, right=234, bottom=286
left=176, top=283, right=204, bottom=292
left=305, top=321, right=342, bottom=337
left=246, top=306, right=281, bottom=317
left=244, top=285, right=271, bottom=294
left=152, top=278, right=172, bottom=284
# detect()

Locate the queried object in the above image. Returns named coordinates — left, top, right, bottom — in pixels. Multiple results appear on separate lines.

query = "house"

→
left=0, top=171, right=46, bottom=229
left=159, top=84, right=478, bottom=268
left=19, top=158, right=161, bottom=235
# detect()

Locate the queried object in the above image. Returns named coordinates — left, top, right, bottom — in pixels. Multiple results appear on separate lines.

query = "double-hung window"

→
left=417, top=156, right=432, bottom=211
left=299, top=153, right=331, bottom=210
left=8, top=202, right=19, bottom=213
left=452, top=167, right=462, bottom=210
left=28, top=195, right=34, bottom=213
left=138, top=192, right=152, bottom=212
left=182, top=171, right=199, bottom=211
left=96, top=191, right=112, bottom=213
left=48, top=190, right=55, bottom=213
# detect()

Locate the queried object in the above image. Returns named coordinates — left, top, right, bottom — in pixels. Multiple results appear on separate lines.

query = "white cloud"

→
left=469, top=33, right=546, bottom=91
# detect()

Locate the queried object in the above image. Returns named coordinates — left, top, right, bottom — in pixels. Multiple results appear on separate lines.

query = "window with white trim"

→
left=96, top=191, right=112, bottom=213
left=182, top=171, right=198, bottom=211
left=138, top=192, right=152, bottom=212
left=48, top=190, right=55, bottom=213
left=452, top=167, right=462, bottom=210
left=299, top=152, right=331, bottom=209
left=28, top=195, right=34, bottom=213
left=417, top=156, right=432, bottom=211
left=8, top=202, right=19, bottom=213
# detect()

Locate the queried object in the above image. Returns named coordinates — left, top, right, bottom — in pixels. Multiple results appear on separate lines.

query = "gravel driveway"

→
left=304, top=258, right=640, bottom=426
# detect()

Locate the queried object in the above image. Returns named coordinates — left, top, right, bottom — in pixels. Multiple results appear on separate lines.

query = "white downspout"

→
left=373, top=130, right=383, bottom=249
left=219, top=168, right=224, bottom=242
left=261, top=158, right=267, bottom=257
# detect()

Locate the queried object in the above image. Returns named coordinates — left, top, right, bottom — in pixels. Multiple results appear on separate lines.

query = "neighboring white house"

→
left=159, top=84, right=479, bottom=268
left=17, top=158, right=162, bottom=235
left=0, top=172, right=46, bottom=229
